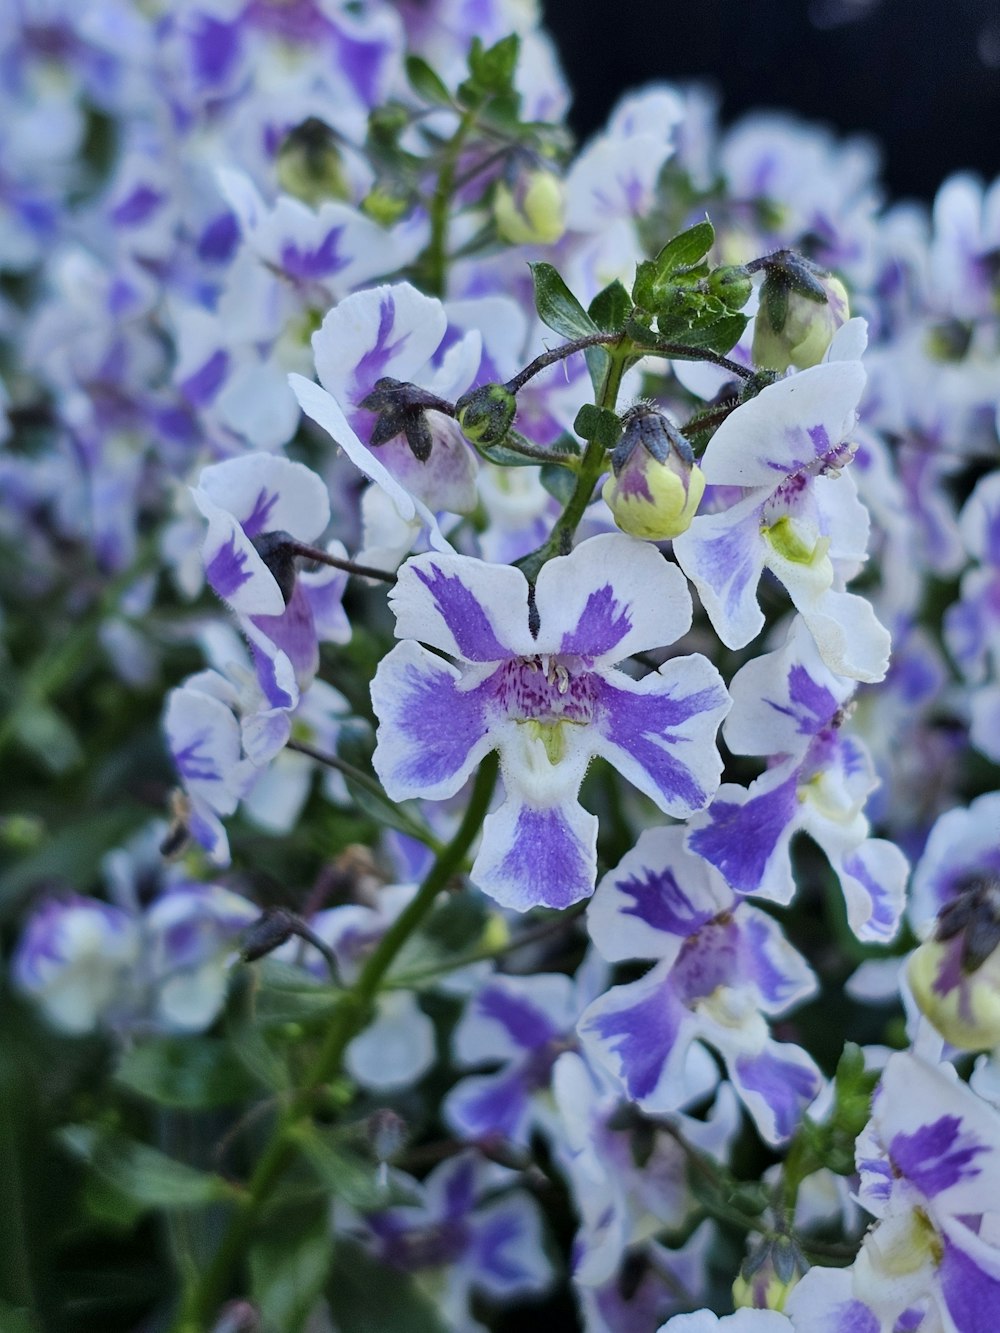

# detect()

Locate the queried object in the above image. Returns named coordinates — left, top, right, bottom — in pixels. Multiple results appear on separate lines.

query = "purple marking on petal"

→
left=597, top=677, right=722, bottom=811
left=476, top=986, right=559, bottom=1050
left=198, top=211, right=239, bottom=263
left=336, top=30, right=386, bottom=106
left=413, top=564, right=513, bottom=661
left=450, top=1068, right=529, bottom=1141
left=242, top=486, right=279, bottom=539
left=743, top=914, right=797, bottom=1006
left=206, top=533, right=252, bottom=600
left=890, top=1115, right=990, bottom=1198
left=280, top=227, right=349, bottom=281
left=474, top=1204, right=536, bottom=1287
left=940, top=1235, right=1000, bottom=1333
left=672, top=919, right=740, bottom=1003
left=586, top=977, right=685, bottom=1101
left=734, top=1048, right=819, bottom=1140
left=111, top=184, right=164, bottom=228
left=688, top=773, right=800, bottom=894
left=560, top=584, right=632, bottom=660
left=181, top=349, right=229, bottom=406
left=354, top=293, right=409, bottom=397
left=386, top=659, right=490, bottom=789
left=842, top=850, right=899, bottom=938
left=895, top=1310, right=925, bottom=1333
left=174, top=731, right=221, bottom=783
left=489, top=805, right=593, bottom=909
left=190, top=15, right=241, bottom=86
left=618, top=865, right=715, bottom=938
left=819, top=1300, right=880, bottom=1333
left=808, top=423, right=832, bottom=457
left=251, top=583, right=318, bottom=687
left=857, top=1155, right=893, bottom=1205
left=767, top=663, right=838, bottom=736
left=251, top=640, right=295, bottom=710
left=442, top=1156, right=477, bottom=1219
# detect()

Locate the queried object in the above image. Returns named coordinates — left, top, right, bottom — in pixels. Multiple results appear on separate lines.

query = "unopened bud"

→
left=909, top=872, right=1000, bottom=1049
left=707, top=264, right=753, bottom=311
left=752, top=271, right=849, bottom=372
left=732, top=1235, right=806, bottom=1312
left=455, top=383, right=518, bottom=445
left=361, top=185, right=411, bottom=227
left=601, top=405, right=705, bottom=540
left=276, top=117, right=350, bottom=207
left=494, top=169, right=566, bottom=246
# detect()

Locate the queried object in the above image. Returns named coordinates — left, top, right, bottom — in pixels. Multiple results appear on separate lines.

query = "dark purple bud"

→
left=251, top=530, right=298, bottom=605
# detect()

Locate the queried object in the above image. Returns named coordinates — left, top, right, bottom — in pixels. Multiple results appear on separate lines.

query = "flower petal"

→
left=472, top=793, right=597, bottom=912
left=686, top=769, right=801, bottom=901
left=390, top=549, right=533, bottom=660
left=673, top=492, right=768, bottom=650
left=197, top=452, right=330, bottom=542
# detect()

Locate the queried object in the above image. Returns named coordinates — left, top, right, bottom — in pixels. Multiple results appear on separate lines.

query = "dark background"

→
left=542, top=0, right=1000, bottom=203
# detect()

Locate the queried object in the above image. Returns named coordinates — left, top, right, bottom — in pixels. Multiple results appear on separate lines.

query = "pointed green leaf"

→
left=115, top=1036, right=260, bottom=1109
left=529, top=262, right=598, bottom=341
left=58, top=1126, right=240, bottom=1212
left=652, top=219, right=715, bottom=276
left=404, top=55, right=452, bottom=107
left=327, top=1240, right=449, bottom=1333
left=588, top=279, right=632, bottom=333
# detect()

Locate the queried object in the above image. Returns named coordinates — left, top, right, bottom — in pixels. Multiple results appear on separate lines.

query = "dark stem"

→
left=505, top=332, right=621, bottom=394
left=285, top=541, right=396, bottom=583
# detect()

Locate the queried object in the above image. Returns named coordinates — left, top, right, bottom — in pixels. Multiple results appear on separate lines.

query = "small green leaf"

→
left=473, top=437, right=540, bottom=468
left=539, top=462, right=577, bottom=505
left=327, top=1240, right=449, bottom=1333
left=404, top=55, right=453, bottom=107
left=59, top=1126, right=239, bottom=1213
left=529, top=262, right=598, bottom=341
left=466, top=34, right=520, bottom=96
left=573, top=404, right=621, bottom=449
left=652, top=218, right=715, bottom=276
left=588, top=279, right=632, bottom=333
left=667, top=312, right=749, bottom=358
left=227, top=1018, right=293, bottom=1092
left=115, top=1037, right=260, bottom=1109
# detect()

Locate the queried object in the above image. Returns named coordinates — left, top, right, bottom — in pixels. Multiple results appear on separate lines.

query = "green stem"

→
left=170, top=754, right=498, bottom=1331
left=421, top=107, right=479, bottom=297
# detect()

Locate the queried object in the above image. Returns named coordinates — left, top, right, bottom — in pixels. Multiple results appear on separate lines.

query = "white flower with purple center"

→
left=849, top=1051, right=1000, bottom=1333
left=686, top=617, right=907, bottom=943
left=290, top=281, right=482, bottom=535
left=371, top=533, right=730, bottom=911
left=672, top=354, right=891, bottom=682
left=578, top=825, right=821, bottom=1146
left=192, top=452, right=349, bottom=710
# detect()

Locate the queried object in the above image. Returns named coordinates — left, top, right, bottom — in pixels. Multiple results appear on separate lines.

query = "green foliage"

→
left=250, top=1200, right=332, bottom=1333
left=573, top=404, right=622, bottom=450
left=326, top=1240, right=450, bottom=1333
left=404, top=54, right=453, bottom=108
left=529, top=262, right=599, bottom=341
left=115, top=1036, right=261, bottom=1109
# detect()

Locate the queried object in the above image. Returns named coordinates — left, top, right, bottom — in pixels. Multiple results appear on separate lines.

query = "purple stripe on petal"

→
left=448, top=1068, right=530, bottom=1142
left=413, top=564, right=512, bottom=661
left=337, top=31, right=387, bottom=107
left=597, top=677, right=722, bottom=812
left=583, top=975, right=686, bottom=1102
left=618, top=865, right=715, bottom=938
left=111, top=184, right=163, bottom=228
left=251, top=640, right=296, bottom=710
left=485, top=805, right=593, bottom=910
left=242, top=487, right=280, bottom=539
left=280, top=227, right=349, bottom=281
left=251, top=583, right=318, bottom=688
left=476, top=985, right=559, bottom=1050
left=198, top=211, right=239, bottom=263
left=191, top=15, right=240, bottom=86
left=174, top=731, right=221, bottom=783
left=181, top=349, right=229, bottom=406
left=442, top=1156, right=476, bottom=1219
left=940, top=1236, right=1000, bottom=1333
left=672, top=919, right=740, bottom=1003
left=767, top=663, right=838, bottom=735
left=354, top=293, right=408, bottom=396
left=688, top=774, right=799, bottom=894
left=384, top=658, right=490, bottom=789
left=890, top=1115, right=990, bottom=1198
left=559, top=584, right=631, bottom=659
left=744, top=915, right=798, bottom=1006
left=206, top=532, right=252, bottom=600
left=733, top=1048, right=820, bottom=1141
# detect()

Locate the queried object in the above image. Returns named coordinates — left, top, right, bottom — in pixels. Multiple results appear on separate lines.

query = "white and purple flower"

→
left=371, top=533, right=730, bottom=910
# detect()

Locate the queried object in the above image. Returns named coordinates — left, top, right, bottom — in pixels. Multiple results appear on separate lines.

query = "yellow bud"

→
left=753, top=276, right=850, bottom=372
left=908, top=939, right=1000, bottom=1050
left=494, top=170, right=566, bottom=246
left=602, top=455, right=705, bottom=540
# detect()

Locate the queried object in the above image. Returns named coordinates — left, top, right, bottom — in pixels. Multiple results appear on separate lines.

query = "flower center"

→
left=495, top=655, right=597, bottom=726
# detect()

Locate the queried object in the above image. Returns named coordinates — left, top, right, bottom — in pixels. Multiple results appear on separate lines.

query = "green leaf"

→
left=11, top=701, right=83, bottom=774
left=588, top=279, right=631, bottom=333
left=666, top=312, right=749, bottom=357
left=652, top=218, right=715, bottom=276
left=292, top=1126, right=396, bottom=1212
left=241, top=960, right=343, bottom=1028
left=250, top=1202, right=332, bottom=1333
left=473, top=437, right=541, bottom=468
left=228, top=1014, right=294, bottom=1090
left=58, top=1126, right=239, bottom=1213
left=573, top=404, right=621, bottom=449
left=115, top=1037, right=260, bottom=1109
left=539, top=462, right=577, bottom=505
left=327, top=1240, right=449, bottom=1333
left=0, top=807, right=146, bottom=917
left=528, top=262, right=598, bottom=341
left=404, top=55, right=452, bottom=107
left=466, top=34, right=520, bottom=96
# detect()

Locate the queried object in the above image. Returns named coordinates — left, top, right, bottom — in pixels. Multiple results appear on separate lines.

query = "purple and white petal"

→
left=938, top=1219, right=1000, bottom=1333
left=740, top=906, right=819, bottom=1013
left=453, top=974, right=577, bottom=1065
left=718, top=1034, right=824, bottom=1147
left=469, top=1193, right=553, bottom=1298
left=698, top=360, right=866, bottom=489
left=345, top=992, right=437, bottom=1092
left=673, top=493, right=769, bottom=650
left=164, top=685, right=249, bottom=818
left=312, top=282, right=447, bottom=424
left=197, top=453, right=331, bottom=544
left=532, top=533, right=693, bottom=662
left=300, top=542, right=351, bottom=645
left=371, top=641, right=494, bottom=801
left=590, top=655, right=730, bottom=818
left=472, top=788, right=598, bottom=912
left=789, top=585, right=891, bottom=684
left=389, top=550, right=533, bottom=661
left=194, top=488, right=286, bottom=617
left=444, top=1067, right=534, bottom=1144
left=578, top=960, right=697, bottom=1113
left=374, top=415, right=479, bottom=515
left=828, top=838, right=908, bottom=943
left=587, top=824, right=731, bottom=965
left=686, top=769, right=802, bottom=902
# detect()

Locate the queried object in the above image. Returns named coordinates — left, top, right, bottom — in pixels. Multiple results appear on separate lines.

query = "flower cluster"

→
left=5, top=2, right=1000, bottom=1331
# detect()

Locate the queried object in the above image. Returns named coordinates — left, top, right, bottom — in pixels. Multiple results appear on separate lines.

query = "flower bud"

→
left=455, top=383, right=518, bottom=446
left=601, top=405, right=705, bottom=540
left=361, top=185, right=411, bottom=227
left=909, top=872, right=1000, bottom=1049
left=707, top=264, right=753, bottom=311
left=493, top=169, right=566, bottom=246
left=752, top=271, right=850, bottom=372
left=732, top=1235, right=806, bottom=1312
left=276, top=117, right=350, bottom=206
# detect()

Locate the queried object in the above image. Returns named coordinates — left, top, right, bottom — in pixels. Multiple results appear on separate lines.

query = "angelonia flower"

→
left=8, top=2, right=1000, bottom=1329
